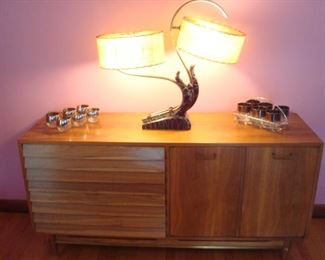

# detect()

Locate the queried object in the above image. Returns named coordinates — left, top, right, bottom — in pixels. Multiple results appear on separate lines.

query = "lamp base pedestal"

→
left=142, top=65, right=198, bottom=131
left=142, top=110, right=191, bottom=130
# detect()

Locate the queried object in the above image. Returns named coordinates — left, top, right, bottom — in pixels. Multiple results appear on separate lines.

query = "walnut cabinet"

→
left=19, top=113, right=323, bottom=250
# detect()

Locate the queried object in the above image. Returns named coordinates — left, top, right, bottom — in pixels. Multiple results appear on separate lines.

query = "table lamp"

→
left=96, top=0, right=246, bottom=130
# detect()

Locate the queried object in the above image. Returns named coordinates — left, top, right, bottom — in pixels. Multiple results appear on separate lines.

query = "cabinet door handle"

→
left=195, top=152, right=217, bottom=160
left=272, top=152, right=294, bottom=160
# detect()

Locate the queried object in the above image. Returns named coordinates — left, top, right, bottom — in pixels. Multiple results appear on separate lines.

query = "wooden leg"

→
left=281, top=240, right=291, bottom=260
left=47, top=235, right=59, bottom=254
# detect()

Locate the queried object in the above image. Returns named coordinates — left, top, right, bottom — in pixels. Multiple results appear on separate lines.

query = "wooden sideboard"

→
left=18, top=113, right=323, bottom=251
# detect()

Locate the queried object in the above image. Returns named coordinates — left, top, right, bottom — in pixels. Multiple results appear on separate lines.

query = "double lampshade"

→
left=96, top=16, right=246, bottom=69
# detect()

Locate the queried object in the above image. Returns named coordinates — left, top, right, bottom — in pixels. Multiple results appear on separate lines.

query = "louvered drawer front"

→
left=23, top=144, right=166, bottom=238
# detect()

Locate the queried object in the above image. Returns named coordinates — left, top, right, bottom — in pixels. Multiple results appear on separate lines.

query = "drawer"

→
left=30, top=201, right=166, bottom=238
left=36, top=222, right=164, bottom=238
left=25, top=158, right=164, bottom=172
left=23, top=144, right=164, bottom=160
left=31, top=202, right=165, bottom=217
left=28, top=181, right=164, bottom=194
left=26, top=169, right=164, bottom=184
left=24, top=144, right=165, bottom=173
left=33, top=210, right=165, bottom=238
left=29, top=190, right=165, bottom=206
left=23, top=143, right=167, bottom=239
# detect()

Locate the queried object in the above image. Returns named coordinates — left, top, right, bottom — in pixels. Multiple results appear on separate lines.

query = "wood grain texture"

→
left=33, top=214, right=165, bottom=238
left=31, top=202, right=165, bottom=217
left=26, top=169, right=165, bottom=184
left=25, top=158, right=164, bottom=172
left=170, top=147, right=246, bottom=237
left=23, top=144, right=164, bottom=160
left=18, top=113, right=322, bottom=146
left=22, top=143, right=166, bottom=239
left=17, top=143, right=36, bottom=227
left=36, top=223, right=165, bottom=238
left=240, top=146, right=320, bottom=237
left=2, top=213, right=325, bottom=260
left=33, top=214, right=164, bottom=227
left=29, top=191, right=165, bottom=206
left=28, top=181, right=165, bottom=194
left=23, top=146, right=166, bottom=239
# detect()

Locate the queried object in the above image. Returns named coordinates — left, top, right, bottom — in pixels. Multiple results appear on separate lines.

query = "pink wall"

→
left=1, top=0, right=324, bottom=203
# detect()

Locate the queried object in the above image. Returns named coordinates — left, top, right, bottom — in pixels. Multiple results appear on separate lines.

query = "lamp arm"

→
left=170, top=0, right=228, bottom=31
left=117, top=69, right=177, bottom=85
left=176, top=50, right=191, bottom=81
left=117, top=68, right=195, bottom=94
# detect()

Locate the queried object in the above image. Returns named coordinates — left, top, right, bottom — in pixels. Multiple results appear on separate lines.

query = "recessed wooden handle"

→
left=195, top=153, right=217, bottom=160
left=272, top=152, right=294, bottom=160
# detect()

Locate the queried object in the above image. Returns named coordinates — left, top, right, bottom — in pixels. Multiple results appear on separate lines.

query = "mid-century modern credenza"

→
left=18, top=112, right=323, bottom=252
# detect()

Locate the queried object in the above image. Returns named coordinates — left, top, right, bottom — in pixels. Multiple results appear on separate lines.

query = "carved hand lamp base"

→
left=142, top=66, right=198, bottom=130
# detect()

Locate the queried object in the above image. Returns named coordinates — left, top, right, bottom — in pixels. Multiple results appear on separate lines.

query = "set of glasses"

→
left=235, top=98, right=290, bottom=133
left=237, top=99, right=289, bottom=122
left=46, top=105, right=100, bottom=132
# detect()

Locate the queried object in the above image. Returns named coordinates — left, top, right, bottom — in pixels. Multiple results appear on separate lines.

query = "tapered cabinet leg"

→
left=281, top=240, right=291, bottom=260
left=47, top=235, right=59, bottom=255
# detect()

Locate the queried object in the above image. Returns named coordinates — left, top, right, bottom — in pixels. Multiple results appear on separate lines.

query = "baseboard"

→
left=313, top=204, right=325, bottom=218
left=0, top=199, right=28, bottom=212
left=1, top=199, right=324, bottom=217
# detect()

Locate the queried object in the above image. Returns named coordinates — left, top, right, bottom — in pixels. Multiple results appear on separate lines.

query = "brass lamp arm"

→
left=176, top=50, right=191, bottom=81
left=170, top=0, right=228, bottom=31
left=117, top=52, right=191, bottom=88
left=117, top=69, right=178, bottom=85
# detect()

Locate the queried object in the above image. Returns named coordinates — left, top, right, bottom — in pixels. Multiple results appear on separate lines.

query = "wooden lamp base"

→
left=142, top=112, right=191, bottom=130
left=142, top=66, right=198, bottom=130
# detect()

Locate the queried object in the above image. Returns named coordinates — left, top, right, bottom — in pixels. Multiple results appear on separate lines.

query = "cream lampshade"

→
left=177, top=16, right=246, bottom=64
left=96, top=30, right=165, bottom=69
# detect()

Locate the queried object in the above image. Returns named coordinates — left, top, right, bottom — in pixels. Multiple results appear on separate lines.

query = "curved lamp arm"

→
left=118, top=69, right=178, bottom=85
left=170, top=0, right=228, bottom=31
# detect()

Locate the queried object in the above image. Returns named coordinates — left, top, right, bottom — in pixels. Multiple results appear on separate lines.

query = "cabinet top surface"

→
left=19, top=113, right=322, bottom=146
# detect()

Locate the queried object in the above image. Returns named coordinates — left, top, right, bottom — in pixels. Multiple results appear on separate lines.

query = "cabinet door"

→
left=170, top=147, right=245, bottom=237
left=240, top=147, right=319, bottom=237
